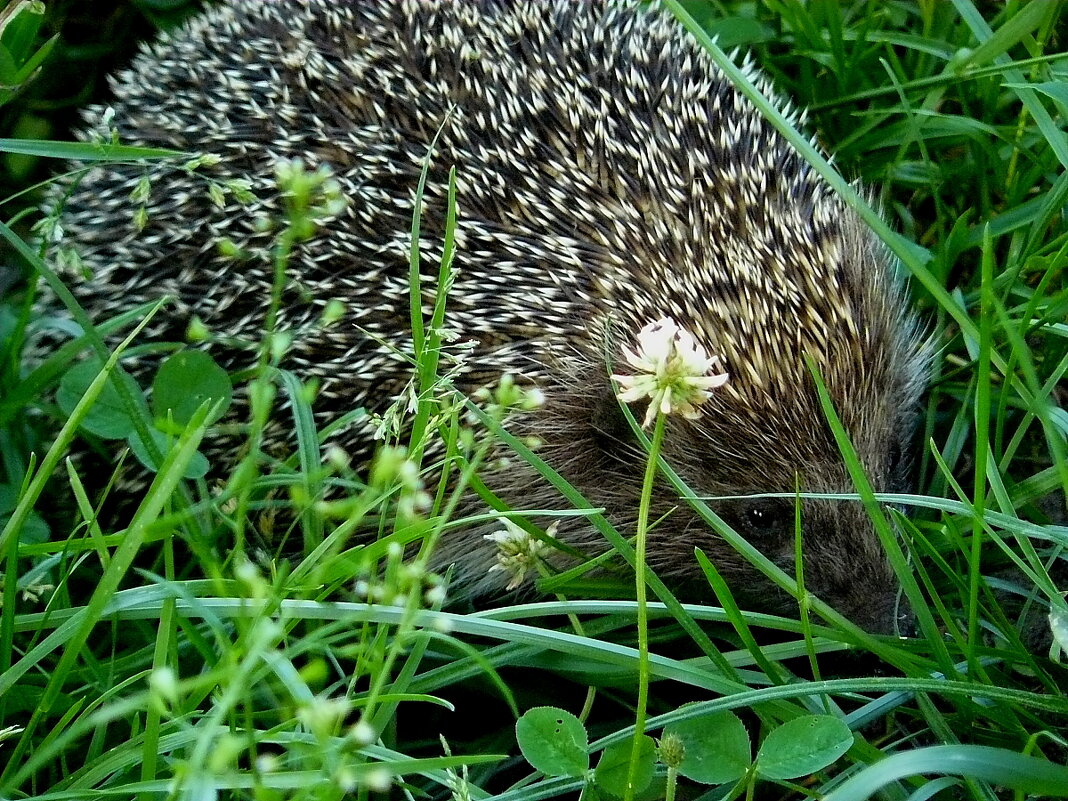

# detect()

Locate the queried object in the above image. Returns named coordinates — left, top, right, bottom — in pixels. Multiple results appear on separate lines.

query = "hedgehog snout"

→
left=797, top=501, right=915, bottom=635
left=830, top=581, right=916, bottom=637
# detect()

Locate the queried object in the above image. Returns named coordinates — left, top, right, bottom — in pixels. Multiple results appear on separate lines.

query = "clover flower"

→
left=612, top=317, right=729, bottom=428
left=657, top=731, right=686, bottom=770
left=484, top=519, right=555, bottom=590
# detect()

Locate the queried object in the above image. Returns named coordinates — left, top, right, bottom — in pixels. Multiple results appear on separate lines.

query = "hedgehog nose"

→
left=856, top=592, right=917, bottom=637
left=875, top=598, right=918, bottom=638
left=893, top=607, right=919, bottom=638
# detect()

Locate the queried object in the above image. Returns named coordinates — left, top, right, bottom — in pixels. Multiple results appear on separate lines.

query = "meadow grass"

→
left=1, top=1, right=1067, bottom=800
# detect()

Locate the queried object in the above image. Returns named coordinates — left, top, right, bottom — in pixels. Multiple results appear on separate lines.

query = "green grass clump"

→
left=1, top=1, right=1067, bottom=800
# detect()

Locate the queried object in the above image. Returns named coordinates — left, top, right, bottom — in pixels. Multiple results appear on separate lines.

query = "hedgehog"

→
left=45, top=0, right=930, bottom=634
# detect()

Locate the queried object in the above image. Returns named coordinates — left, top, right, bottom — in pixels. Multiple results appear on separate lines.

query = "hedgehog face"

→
left=648, top=491, right=914, bottom=636
left=477, top=349, right=924, bottom=635
left=644, top=413, right=918, bottom=636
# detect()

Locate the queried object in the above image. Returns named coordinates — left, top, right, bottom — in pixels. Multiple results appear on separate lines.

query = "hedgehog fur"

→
left=47, top=0, right=929, bottom=633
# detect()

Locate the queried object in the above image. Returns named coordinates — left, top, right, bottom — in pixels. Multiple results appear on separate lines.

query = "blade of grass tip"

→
left=1024, top=171, right=1068, bottom=257
left=951, top=1, right=1052, bottom=75
left=382, top=629, right=518, bottom=721
left=817, top=0, right=847, bottom=83
left=0, top=399, right=216, bottom=787
left=0, top=138, right=185, bottom=161
left=407, top=110, right=455, bottom=368
left=807, top=53, right=1068, bottom=111
left=892, top=510, right=969, bottom=642
left=22, top=699, right=87, bottom=789
left=659, top=0, right=991, bottom=358
left=409, top=164, right=458, bottom=467
left=65, top=458, right=112, bottom=567
left=40, top=669, right=163, bottom=793
left=421, top=165, right=458, bottom=386
left=879, top=56, right=950, bottom=225
left=369, top=582, right=449, bottom=733
left=277, top=368, right=324, bottom=553
left=926, top=446, right=1055, bottom=597
left=823, top=744, right=1068, bottom=801
left=992, top=264, right=1068, bottom=513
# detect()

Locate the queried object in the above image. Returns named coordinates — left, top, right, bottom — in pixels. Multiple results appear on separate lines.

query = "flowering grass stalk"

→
left=624, top=411, right=665, bottom=801
left=613, top=317, right=728, bottom=801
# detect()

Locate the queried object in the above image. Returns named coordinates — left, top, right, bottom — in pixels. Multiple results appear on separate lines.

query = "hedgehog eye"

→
left=589, top=384, right=635, bottom=455
left=743, top=502, right=788, bottom=535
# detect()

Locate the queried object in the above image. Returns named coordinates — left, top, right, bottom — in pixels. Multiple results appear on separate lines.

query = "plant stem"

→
left=624, top=413, right=665, bottom=801
left=665, top=766, right=678, bottom=801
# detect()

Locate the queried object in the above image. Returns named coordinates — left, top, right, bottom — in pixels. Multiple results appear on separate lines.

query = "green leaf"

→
left=594, top=736, right=655, bottom=798
left=10, top=33, right=56, bottom=85
left=0, top=44, right=17, bottom=84
left=57, top=360, right=145, bottom=440
left=515, top=707, right=589, bottom=777
left=1051, top=606, right=1068, bottom=655
left=2, top=112, right=51, bottom=179
left=0, top=485, right=49, bottom=544
left=152, top=349, right=232, bottom=428
left=706, top=16, right=772, bottom=48
left=953, top=0, right=1050, bottom=70
left=664, top=710, right=751, bottom=785
left=1005, top=81, right=1068, bottom=118
left=127, top=428, right=209, bottom=479
left=755, top=715, right=854, bottom=781
left=0, top=138, right=184, bottom=161
left=823, top=745, right=1068, bottom=801
left=0, top=0, right=44, bottom=64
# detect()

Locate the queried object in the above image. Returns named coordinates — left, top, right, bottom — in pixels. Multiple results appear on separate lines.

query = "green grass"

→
left=2, top=1, right=1068, bottom=799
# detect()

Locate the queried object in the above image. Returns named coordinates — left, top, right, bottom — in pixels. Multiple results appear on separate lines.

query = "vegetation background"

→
left=0, top=1, right=1066, bottom=800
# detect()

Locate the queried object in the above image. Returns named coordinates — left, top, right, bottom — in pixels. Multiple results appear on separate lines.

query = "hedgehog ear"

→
left=589, top=383, right=637, bottom=456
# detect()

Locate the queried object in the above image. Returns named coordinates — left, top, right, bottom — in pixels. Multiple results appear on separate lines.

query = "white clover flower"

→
left=612, top=317, right=729, bottom=428
left=483, top=519, right=556, bottom=591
